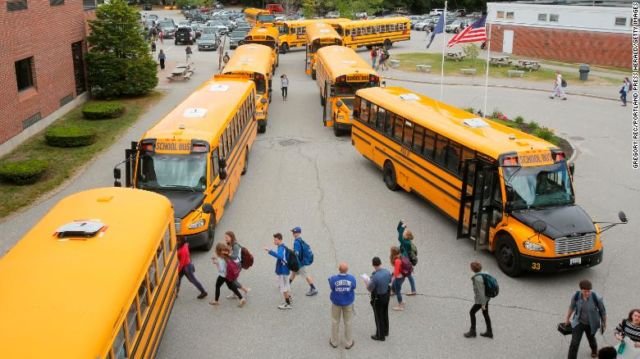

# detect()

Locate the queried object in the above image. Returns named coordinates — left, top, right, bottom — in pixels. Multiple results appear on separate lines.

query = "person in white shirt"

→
left=550, top=71, right=567, bottom=100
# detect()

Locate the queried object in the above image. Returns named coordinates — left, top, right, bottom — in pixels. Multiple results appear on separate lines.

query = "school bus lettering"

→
left=155, top=141, right=191, bottom=153
left=518, top=151, right=554, bottom=166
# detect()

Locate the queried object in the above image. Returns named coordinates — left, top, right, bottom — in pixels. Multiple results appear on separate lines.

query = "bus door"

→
left=457, top=159, right=497, bottom=250
left=323, top=82, right=334, bottom=127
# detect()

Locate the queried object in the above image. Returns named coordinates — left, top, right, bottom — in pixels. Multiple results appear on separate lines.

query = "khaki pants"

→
left=331, top=304, right=354, bottom=346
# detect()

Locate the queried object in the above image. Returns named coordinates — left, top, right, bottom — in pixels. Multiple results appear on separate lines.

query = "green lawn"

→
left=0, top=93, right=161, bottom=218
left=393, top=53, right=617, bottom=84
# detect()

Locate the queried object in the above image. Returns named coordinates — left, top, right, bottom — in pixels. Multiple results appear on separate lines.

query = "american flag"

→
left=447, top=15, right=487, bottom=47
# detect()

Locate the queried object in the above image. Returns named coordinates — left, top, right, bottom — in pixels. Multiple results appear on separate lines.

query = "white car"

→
left=446, top=20, right=469, bottom=33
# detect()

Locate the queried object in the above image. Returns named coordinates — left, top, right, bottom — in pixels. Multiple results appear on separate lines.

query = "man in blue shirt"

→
left=328, top=262, right=356, bottom=349
left=289, top=226, right=318, bottom=296
left=365, top=256, right=392, bottom=341
left=265, top=233, right=292, bottom=310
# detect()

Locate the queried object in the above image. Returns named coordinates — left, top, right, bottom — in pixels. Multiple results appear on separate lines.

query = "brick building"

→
left=486, top=2, right=631, bottom=68
left=0, top=0, right=102, bottom=149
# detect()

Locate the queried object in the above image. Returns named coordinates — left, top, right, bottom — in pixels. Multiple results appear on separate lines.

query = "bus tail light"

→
left=551, top=150, right=565, bottom=162
left=369, top=74, right=379, bottom=83
left=140, top=141, right=154, bottom=152
left=192, top=144, right=208, bottom=153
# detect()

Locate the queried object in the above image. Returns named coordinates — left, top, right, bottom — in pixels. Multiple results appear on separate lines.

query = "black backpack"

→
left=285, top=246, right=300, bottom=272
left=476, top=273, right=499, bottom=298
left=561, top=78, right=567, bottom=88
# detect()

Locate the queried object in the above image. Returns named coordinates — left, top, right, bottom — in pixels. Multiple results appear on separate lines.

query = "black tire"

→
left=383, top=161, right=399, bottom=191
left=320, top=92, right=325, bottom=106
left=202, top=215, right=215, bottom=251
left=241, top=148, right=249, bottom=175
left=496, top=235, right=522, bottom=277
left=258, top=122, right=266, bottom=133
left=333, top=122, right=341, bottom=137
left=383, top=39, right=392, bottom=50
left=311, top=70, right=316, bottom=80
left=366, top=45, right=372, bottom=50
left=281, top=43, right=289, bottom=54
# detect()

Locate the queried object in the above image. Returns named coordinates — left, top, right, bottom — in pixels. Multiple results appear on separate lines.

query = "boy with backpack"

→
left=265, top=233, right=293, bottom=309
left=464, top=261, right=497, bottom=339
left=289, top=226, right=318, bottom=296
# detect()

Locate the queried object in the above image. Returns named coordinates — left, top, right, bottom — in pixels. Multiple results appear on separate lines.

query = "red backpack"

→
left=400, top=256, right=413, bottom=276
left=226, top=259, right=240, bottom=281
left=240, top=246, right=254, bottom=269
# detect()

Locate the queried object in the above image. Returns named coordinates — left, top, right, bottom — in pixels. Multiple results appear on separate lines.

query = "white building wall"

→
left=487, top=3, right=632, bottom=33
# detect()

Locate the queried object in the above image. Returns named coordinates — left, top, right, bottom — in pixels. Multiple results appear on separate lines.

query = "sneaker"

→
left=406, top=292, right=417, bottom=296
left=345, top=340, right=355, bottom=350
left=208, top=301, right=219, bottom=306
left=480, top=331, right=493, bottom=339
left=306, top=288, right=318, bottom=296
left=238, top=298, right=246, bottom=308
left=562, top=97, right=567, bottom=101
left=197, top=292, right=208, bottom=299
left=392, top=305, right=405, bottom=311
left=226, top=294, right=237, bottom=300
left=463, top=330, right=477, bottom=338
left=278, top=303, right=292, bottom=310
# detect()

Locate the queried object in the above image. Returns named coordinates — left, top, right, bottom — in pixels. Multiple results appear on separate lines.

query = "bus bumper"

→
left=335, top=121, right=352, bottom=132
left=520, top=250, right=603, bottom=273
left=180, top=231, right=209, bottom=248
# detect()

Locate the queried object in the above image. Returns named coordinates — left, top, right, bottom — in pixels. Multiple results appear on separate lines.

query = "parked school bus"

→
left=278, top=18, right=349, bottom=53
left=305, top=22, right=343, bottom=78
left=315, top=45, right=379, bottom=136
left=0, top=187, right=178, bottom=358
left=244, top=7, right=275, bottom=27
left=335, top=17, right=410, bottom=50
left=351, top=87, right=626, bottom=276
left=243, top=26, right=280, bottom=68
left=223, top=44, right=274, bottom=133
left=114, top=78, right=257, bottom=251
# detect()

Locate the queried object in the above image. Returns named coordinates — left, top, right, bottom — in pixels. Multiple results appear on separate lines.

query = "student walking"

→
left=614, top=308, right=640, bottom=349
left=620, top=77, right=631, bottom=106
left=550, top=71, right=567, bottom=100
left=185, top=46, right=193, bottom=63
left=158, top=50, right=166, bottom=70
left=370, top=47, right=378, bottom=68
left=564, top=279, right=607, bottom=359
left=209, top=243, right=246, bottom=307
left=224, top=231, right=250, bottom=299
left=280, top=74, right=289, bottom=101
left=158, top=30, right=164, bottom=44
left=328, top=262, right=356, bottom=349
left=390, top=246, right=406, bottom=311
left=364, top=256, right=391, bottom=341
left=176, top=238, right=208, bottom=299
left=289, top=226, right=317, bottom=296
left=464, top=261, right=493, bottom=339
left=397, top=220, right=417, bottom=296
left=265, top=233, right=293, bottom=309
left=377, top=48, right=389, bottom=71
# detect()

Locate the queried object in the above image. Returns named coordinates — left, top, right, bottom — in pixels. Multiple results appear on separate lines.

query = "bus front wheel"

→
left=383, top=161, right=399, bottom=191
left=203, top=216, right=216, bottom=251
left=281, top=43, right=289, bottom=54
left=383, top=39, right=392, bottom=50
left=311, top=70, right=316, bottom=80
left=258, top=122, right=266, bottom=133
left=496, top=235, right=522, bottom=277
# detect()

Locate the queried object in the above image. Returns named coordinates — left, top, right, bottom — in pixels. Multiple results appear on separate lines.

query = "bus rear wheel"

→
left=203, top=216, right=216, bottom=251
left=383, top=161, right=399, bottom=191
left=241, top=148, right=249, bottom=175
left=333, top=120, right=341, bottom=137
left=311, top=70, right=316, bottom=80
left=496, top=235, right=522, bottom=277
left=320, top=94, right=325, bottom=106
left=383, top=39, right=392, bottom=50
left=281, top=43, right=289, bottom=54
left=258, top=122, right=266, bottom=133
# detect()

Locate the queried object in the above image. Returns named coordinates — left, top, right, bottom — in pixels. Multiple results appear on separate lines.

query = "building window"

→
left=549, top=14, right=559, bottom=22
left=7, top=0, right=28, bottom=11
left=83, top=0, right=96, bottom=9
left=506, top=12, right=514, bottom=20
left=15, top=57, right=35, bottom=92
left=538, top=13, right=547, bottom=21
left=50, top=0, right=64, bottom=5
left=496, top=11, right=504, bottom=19
left=615, top=17, right=627, bottom=26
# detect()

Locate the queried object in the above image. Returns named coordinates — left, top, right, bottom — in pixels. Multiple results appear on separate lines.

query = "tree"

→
left=86, top=0, right=157, bottom=99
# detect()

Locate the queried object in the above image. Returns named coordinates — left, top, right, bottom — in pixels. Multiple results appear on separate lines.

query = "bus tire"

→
left=311, top=70, right=316, bottom=80
left=383, top=161, right=399, bottom=191
left=384, top=39, right=392, bottom=50
left=496, top=235, right=522, bottom=277
left=320, top=94, right=325, bottom=106
left=333, top=122, right=340, bottom=137
left=258, top=122, right=266, bottom=133
left=241, top=147, right=249, bottom=175
left=203, top=215, right=216, bottom=251
left=281, top=43, right=289, bottom=54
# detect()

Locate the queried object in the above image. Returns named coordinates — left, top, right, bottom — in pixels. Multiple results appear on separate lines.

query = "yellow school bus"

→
left=305, top=22, right=343, bottom=78
left=352, top=86, right=606, bottom=277
left=115, top=78, right=257, bottom=251
left=0, top=187, right=178, bottom=358
left=278, top=18, right=349, bottom=53
left=335, top=17, right=410, bottom=50
left=244, top=7, right=275, bottom=27
left=223, top=44, right=274, bottom=133
left=315, top=45, right=380, bottom=136
left=243, top=26, right=280, bottom=68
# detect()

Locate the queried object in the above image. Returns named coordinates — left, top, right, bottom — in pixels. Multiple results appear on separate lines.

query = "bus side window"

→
left=377, top=107, right=386, bottom=130
left=403, top=120, right=413, bottom=147
left=164, top=224, right=172, bottom=251
left=446, top=141, right=462, bottom=174
left=212, top=148, right=220, bottom=178
left=125, top=300, right=139, bottom=346
left=423, top=129, right=436, bottom=159
left=138, top=277, right=149, bottom=316
left=156, top=242, right=165, bottom=273
left=413, top=125, right=424, bottom=153
left=369, top=104, right=378, bottom=126
left=353, top=96, right=361, bottom=118
left=393, top=116, right=404, bottom=141
left=434, top=134, right=448, bottom=166
left=384, top=112, right=394, bottom=136
left=112, top=325, right=127, bottom=359
left=359, top=98, right=369, bottom=122
left=148, top=258, right=157, bottom=292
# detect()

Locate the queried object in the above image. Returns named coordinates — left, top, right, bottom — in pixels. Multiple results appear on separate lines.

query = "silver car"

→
left=197, top=33, right=220, bottom=51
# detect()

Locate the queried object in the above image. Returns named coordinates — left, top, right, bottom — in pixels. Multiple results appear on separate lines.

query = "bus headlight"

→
left=523, top=241, right=545, bottom=252
left=188, top=218, right=206, bottom=229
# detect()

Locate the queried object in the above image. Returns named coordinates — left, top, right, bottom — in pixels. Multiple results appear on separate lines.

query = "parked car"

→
left=142, top=2, right=152, bottom=11
left=446, top=19, right=468, bottom=33
left=413, top=19, right=433, bottom=31
left=325, top=11, right=340, bottom=18
left=157, top=19, right=177, bottom=38
left=197, top=33, right=220, bottom=51
left=175, top=26, right=196, bottom=45
left=228, top=30, right=248, bottom=49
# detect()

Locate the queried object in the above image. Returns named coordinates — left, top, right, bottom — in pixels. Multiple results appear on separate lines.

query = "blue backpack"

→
left=297, top=239, right=314, bottom=266
left=476, top=273, right=499, bottom=298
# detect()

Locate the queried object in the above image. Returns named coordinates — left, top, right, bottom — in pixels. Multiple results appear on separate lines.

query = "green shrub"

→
left=45, top=125, right=97, bottom=147
left=0, top=159, right=48, bottom=185
left=514, top=116, right=524, bottom=124
left=82, top=102, right=125, bottom=120
left=463, top=107, right=475, bottom=114
left=528, top=121, right=540, bottom=131
left=534, top=127, right=555, bottom=142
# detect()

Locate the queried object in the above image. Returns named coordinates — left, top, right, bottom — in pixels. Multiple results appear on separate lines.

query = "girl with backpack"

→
left=177, top=237, right=208, bottom=299
left=390, top=246, right=408, bottom=311
left=397, top=221, right=417, bottom=296
left=224, top=231, right=250, bottom=299
left=210, top=242, right=246, bottom=307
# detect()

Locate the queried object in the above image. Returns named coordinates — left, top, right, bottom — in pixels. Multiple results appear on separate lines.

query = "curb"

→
left=382, top=75, right=618, bottom=102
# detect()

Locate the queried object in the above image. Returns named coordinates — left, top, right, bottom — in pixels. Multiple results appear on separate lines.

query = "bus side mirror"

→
left=219, top=168, right=228, bottom=180
left=505, top=186, right=514, bottom=202
left=568, top=162, right=575, bottom=176
left=202, top=203, right=213, bottom=214
left=619, top=211, right=628, bottom=223
left=114, top=168, right=121, bottom=180
left=532, top=220, right=547, bottom=234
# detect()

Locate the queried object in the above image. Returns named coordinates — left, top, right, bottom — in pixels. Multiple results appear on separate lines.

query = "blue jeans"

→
left=392, top=277, right=405, bottom=303
left=406, top=274, right=416, bottom=293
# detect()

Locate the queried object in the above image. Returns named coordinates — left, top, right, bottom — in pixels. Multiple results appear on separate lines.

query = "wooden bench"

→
left=490, top=56, right=512, bottom=67
left=416, top=64, right=432, bottom=73
left=460, top=68, right=477, bottom=76
left=446, top=52, right=465, bottom=61
left=507, top=69, right=525, bottom=78
left=389, top=59, right=400, bottom=68
left=515, top=60, right=541, bottom=71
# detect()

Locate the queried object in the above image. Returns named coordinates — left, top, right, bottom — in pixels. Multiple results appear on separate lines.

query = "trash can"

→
left=579, top=64, right=590, bottom=81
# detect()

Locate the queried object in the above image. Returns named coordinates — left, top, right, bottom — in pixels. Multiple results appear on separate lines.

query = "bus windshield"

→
left=334, top=81, right=378, bottom=96
left=137, top=152, right=207, bottom=192
left=254, top=78, right=266, bottom=94
left=257, top=14, right=276, bottom=22
left=503, top=162, right=574, bottom=210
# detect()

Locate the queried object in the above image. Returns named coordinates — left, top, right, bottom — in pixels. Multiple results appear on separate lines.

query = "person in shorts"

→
left=265, top=232, right=292, bottom=309
left=289, top=226, right=318, bottom=296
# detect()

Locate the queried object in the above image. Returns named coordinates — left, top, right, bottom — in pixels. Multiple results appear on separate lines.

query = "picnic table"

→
left=168, top=63, right=194, bottom=81
left=489, top=55, right=512, bottom=67
left=514, top=59, right=541, bottom=71
left=445, top=51, right=466, bottom=61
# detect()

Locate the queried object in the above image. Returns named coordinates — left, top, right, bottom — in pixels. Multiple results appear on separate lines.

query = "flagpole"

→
left=440, top=1, right=447, bottom=101
left=483, top=22, right=492, bottom=119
